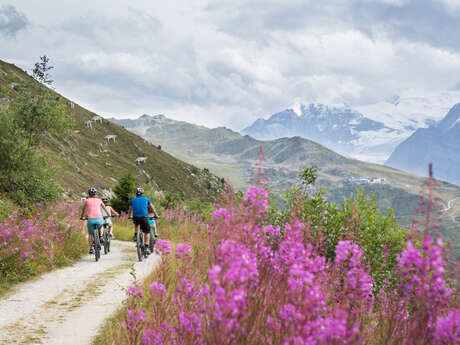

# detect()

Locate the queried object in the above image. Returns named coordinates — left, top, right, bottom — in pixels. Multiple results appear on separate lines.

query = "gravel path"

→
left=0, top=240, right=160, bottom=345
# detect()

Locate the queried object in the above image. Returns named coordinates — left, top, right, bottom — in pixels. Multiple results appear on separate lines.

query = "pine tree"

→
left=111, top=173, right=136, bottom=213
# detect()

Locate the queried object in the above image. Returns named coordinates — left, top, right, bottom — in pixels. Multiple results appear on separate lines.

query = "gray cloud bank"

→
left=207, top=0, right=460, bottom=51
left=0, top=4, right=28, bottom=37
left=1, top=0, right=460, bottom=128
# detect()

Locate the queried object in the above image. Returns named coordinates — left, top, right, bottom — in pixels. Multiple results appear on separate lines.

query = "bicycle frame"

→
left=136, top=231, right=146, bottom=262
left=102, top=223, right=111, bottom=255
left=92, top=223, right=101, bottom=262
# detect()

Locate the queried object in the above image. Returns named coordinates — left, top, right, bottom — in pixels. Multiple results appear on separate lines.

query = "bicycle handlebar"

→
left=127, top=216, right=159, bottom=220
left=80, top=216, right=110, bottom=220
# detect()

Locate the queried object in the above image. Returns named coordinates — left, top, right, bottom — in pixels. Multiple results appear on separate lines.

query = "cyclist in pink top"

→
left=80, top=187, right=110, bottom=254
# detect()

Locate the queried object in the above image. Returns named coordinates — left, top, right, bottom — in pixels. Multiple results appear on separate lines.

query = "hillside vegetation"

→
left=0, top=60, right=224, bottom=203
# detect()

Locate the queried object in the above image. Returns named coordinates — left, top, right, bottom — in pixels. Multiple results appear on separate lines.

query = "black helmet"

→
left=136, top=187, right=144, bottom=196
left=88, top=187, right=97, bottom=196
left=102, top=197, right=109, bottom=203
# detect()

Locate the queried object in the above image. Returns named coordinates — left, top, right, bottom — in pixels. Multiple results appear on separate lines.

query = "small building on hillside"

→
left=344, top=176, right=385, bottom=185
left=135, top=157, right=147, bottom=164
left=105, top=135, right=117, bottom=143
left=91, top=116, right=103, bottom=123
left=370, top=177, right=385, bottom=184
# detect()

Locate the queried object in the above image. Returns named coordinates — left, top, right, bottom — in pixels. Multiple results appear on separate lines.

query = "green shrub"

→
left=183, top=197, right=214, bottom=219
left=270, top=178, right=407, bottom=292
left=0, top=56, right=72, bottom=207
left=0, top=109, right=62, bottom=206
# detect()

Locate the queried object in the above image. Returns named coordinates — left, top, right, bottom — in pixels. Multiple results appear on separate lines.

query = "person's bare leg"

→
left=109, top=225, right=114, bottom=236
left=145, top=232, right=150, bottom=246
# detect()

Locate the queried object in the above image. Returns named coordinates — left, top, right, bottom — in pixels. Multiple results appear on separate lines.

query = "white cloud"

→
left=438, top=0, right=460, bottom=11
left=1, top=0, right=460, bottom=129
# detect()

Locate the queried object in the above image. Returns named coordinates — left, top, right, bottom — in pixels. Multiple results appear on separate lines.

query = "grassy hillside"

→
left=112, top=114, right=460, bottom=196
left=0, top=60, right=224, bottom=201
left=112, top=114, right=460, bottom=255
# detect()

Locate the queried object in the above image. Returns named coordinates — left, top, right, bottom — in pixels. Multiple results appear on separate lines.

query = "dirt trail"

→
left=0, top=240, right=160, bottom=345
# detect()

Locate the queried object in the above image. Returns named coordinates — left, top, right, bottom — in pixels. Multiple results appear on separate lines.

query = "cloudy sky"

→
left=1, top=0, right=460, bottom=129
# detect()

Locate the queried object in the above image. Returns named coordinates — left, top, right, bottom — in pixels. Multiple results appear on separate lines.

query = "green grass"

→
left=189, top=161, right=247, bottom=191
left=91, top=304, right=126, bottom=345
left=113, top=221, right=134, bottom=242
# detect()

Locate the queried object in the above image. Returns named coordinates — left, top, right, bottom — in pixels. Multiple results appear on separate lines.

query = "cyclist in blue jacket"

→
left=128, top=188, right=159, bottom=255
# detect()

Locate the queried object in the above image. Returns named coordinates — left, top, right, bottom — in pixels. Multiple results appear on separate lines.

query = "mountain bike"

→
left=136, top=230, right=147, bottom=262
left=102, top=215, right=116, bottom=255
left=92, top=225, right=101, bottom=262
left=81, top=217, right=109, bottom=261
left=80, top=218, right=101, bottom=261
left=129, top=217, right=153, bottom=262
left=148, top=216, right=159, bottom=252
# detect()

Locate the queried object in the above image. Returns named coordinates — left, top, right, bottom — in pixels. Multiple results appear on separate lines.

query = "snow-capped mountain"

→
left=386, top=103, right=460, bottom=185
left=241, top=92, right=460, bottom=163
left=241, top=104, right=390, bottom=160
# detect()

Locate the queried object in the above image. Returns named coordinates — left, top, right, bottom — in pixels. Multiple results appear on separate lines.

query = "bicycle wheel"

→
left=143, top=235, right=148, bottom=258
left=149, top=230, right=154, bottom=252
left=136, top=231, right=143, bottom=262
left=107, top=231, right=111, bottom=253
left=94, top=232, right=101, bottom=262
left=103, top=228, right=109, bottom=255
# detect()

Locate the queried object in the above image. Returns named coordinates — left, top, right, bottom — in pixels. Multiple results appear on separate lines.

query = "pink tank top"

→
left=85, top=198, right=103, bottom=218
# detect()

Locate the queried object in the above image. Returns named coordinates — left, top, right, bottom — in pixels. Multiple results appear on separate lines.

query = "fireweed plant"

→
left=0, top=202, right=86, bottom=292
left=108, top=180, right=458, bottom=344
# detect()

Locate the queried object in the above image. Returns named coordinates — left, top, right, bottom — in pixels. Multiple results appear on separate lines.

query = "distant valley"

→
left=111, top=114, right=460, bottom=253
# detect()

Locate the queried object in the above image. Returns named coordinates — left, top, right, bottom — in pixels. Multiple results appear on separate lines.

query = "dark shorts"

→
left=132, top=216, right=151, bottom=233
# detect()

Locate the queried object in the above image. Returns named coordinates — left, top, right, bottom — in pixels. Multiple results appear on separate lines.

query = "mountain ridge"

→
left=111, top=114, right=349, bottom=171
